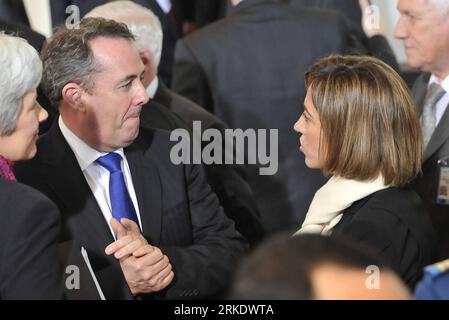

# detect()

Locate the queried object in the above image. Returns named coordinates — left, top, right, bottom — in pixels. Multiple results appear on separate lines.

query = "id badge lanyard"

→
left=437, top=156, right=449, bottom=205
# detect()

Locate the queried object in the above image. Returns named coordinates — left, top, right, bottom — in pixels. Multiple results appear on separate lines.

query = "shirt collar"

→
left=58, top=116, right=125, bottom=171
left=429, top=74, right=449, bottom=94
left=146, top=77, right=159, bottom=99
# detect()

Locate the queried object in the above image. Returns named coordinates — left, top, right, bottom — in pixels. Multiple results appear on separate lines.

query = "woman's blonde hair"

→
left=305, top=55, right=422, bottom=187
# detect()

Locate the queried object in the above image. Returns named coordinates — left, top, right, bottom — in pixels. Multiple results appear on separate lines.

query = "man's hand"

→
left=105, top=218, right=175, bottom=295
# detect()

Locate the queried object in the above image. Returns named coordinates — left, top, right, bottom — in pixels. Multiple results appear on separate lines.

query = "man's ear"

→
left=139, top=49, right=154, bottom=69
left=139, top=49, right=157, bottom=87
left=62, top=83, right=85, bottom=112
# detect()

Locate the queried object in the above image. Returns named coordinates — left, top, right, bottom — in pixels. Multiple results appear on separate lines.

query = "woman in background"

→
left=0, top=33, right=61, bottom=299
left=294, top=55, right=435, bottom=288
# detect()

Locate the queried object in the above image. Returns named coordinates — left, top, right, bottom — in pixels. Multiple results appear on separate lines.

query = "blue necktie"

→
left=96, top=152, right=140, bottom=228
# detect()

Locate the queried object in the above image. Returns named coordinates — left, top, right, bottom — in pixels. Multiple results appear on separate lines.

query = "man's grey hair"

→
left=431, top=0, right=449, bottom=15
left=85, top=0, right=163, bottom=69
left=41, top=17, right=135, bottom=109
left=0, top=33, right=42, bottom=135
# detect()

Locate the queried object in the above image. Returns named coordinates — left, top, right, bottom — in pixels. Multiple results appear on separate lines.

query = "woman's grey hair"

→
left=85, top=0, right=163, bottom=69
left=0, top=33, right=42, bottom=135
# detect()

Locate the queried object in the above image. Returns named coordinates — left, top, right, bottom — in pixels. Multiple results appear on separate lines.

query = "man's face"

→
left=395, top=0, right=449, bottom=78
left=80, top=37, right=149, bottom=152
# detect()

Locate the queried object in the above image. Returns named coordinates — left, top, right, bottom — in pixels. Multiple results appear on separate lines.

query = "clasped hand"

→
left=105, top=218, right=174, bottom=295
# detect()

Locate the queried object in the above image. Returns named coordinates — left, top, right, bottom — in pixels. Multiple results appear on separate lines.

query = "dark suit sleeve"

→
left=171, top=39, right=215, bottom=112
left=160, top=163, right=248, bottom=299
left=0, top=183, right=62, bottom=299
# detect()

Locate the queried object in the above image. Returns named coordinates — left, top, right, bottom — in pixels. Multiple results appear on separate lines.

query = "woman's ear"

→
left=61, top=83, right=85, bottom=112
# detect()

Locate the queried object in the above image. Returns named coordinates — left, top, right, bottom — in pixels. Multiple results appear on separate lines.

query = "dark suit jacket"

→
left=411, top=73, right=449, bottom=260
left=142, top=84, right=266, bottom=245
left=0, top=0, right=29, bottom=27
left=192, top=0, right=229, bottom=28
left=155, top=80, right=229, bottom=131
left=283, top=0, right=399, bottom=71
left=282, top=0, right=362, bottom=34
left=50, top=0, right=177, bottom=86
left=332, top=187, right=436, bottom=288
left=172, top=0, right=351, bottom=231
left=0, top=178, right=62, bottom=299
left=13, top=122, right=248, bottom=300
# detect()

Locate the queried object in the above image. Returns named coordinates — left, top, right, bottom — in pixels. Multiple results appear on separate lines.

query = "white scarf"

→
left=293, top=175, right=389, bottom=236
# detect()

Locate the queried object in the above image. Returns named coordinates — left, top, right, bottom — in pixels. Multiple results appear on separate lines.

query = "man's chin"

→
left=125, top=124, right=140, bottom=144
left=405, top=54, right=425, bottom=71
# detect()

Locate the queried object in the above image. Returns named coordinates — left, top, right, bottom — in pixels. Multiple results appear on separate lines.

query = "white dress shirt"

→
left=156, top=0, right=172, bottom=14
left=428, top=74, right=449, bottom=126
left=59, top=116, right=143, bottom=238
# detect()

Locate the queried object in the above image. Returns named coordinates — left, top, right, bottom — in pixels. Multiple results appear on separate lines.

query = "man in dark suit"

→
left=50, top=0, right=177, bottom=86
left=171, top=0, right=352, bottom=232
left=14, top=17, right=247, bottom=300
left=283, top=0, right=399, bottom=71
left=395, top=0, right=449, bottom=260
left=0, top=178, right=62, bottom=299
left=85, top=0, right=265, bottom=245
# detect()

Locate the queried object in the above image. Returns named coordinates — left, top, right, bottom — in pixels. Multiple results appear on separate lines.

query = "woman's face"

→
left=0, top=89, right=48, bottom=161
left=293, top=88, right=326, bottom=169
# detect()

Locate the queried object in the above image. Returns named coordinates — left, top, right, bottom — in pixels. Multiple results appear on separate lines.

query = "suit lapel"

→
left=424, top=101, right=449, bottom=162
left=412, top=73, right=430, bottom=117
left=40, top=123, right=114, bottom=250
left=413, top=73, right=449, bottom=162
left=125, top=133, right=163, bottom=246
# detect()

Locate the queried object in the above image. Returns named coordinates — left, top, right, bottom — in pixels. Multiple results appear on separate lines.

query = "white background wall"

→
left=372, top=0, right=406, bottom=63
left=23, top=0, right=51, bottom=37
